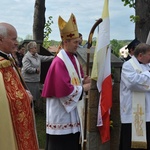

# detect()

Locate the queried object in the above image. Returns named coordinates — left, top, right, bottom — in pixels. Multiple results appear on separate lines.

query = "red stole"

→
left=0, top=58, right=38, bottom=150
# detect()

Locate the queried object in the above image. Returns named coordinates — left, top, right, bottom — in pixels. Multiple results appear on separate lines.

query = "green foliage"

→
left=122, top=0, right=135, bottom=8
left=43, top=16, right=53, bottom=49
left=46, top=38, right=129, bottom=58
left=121, top=0, right=140, bottom=23
left=35, top=111, right=46, bottom=149
left=130, top=15, right=140, bottom=23
left=92, top=37, right=97, bottom=46
left=49, top=40, right=60, bottom=46
left=110, top=39, right=126, bottom=57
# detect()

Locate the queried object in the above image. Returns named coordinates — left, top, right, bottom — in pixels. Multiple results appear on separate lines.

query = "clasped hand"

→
left=83, top=75, right=91, bottom=92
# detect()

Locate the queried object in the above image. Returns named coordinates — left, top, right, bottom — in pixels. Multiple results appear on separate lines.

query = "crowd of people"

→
left=0, top=13, right=91, bottom=150
left=1, top=12, right=150, bottom=150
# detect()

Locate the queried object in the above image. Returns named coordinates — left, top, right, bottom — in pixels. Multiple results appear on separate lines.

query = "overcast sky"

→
left=0, top=0, right=135, bottom=41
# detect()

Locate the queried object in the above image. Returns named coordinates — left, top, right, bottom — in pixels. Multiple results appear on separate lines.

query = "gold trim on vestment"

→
left=131, top=141, right=147, bottom=149
left=0, top=72, right=18, bottom=150
left=0, top=57, right=39, bottom=149
left=0, top=58, right=11, bottom=68
left=129, top=58, right=147, bottom=149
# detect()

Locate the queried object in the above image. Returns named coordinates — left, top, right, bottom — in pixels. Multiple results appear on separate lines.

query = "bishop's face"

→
left=64, top=38, right=80, bottom=54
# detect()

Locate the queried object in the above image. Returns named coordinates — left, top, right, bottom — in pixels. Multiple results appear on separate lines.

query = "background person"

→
left=16, top=45, right=25, bottom=68
left=78, top=33, right=83, bottom=48
left=124, top=38, right=141, bottom=61
left=0, top=22, right=39, bottom=149
left=42, top=13, right=91, bottom=150
left=21, top=41, right=54, bottom=108
left=119, top=43, right=150, bottom=150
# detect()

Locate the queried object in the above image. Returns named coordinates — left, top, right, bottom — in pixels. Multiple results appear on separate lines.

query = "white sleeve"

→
left=60, top=86, right=83, bottom=113
left=122, top=62, right=150, bottom=92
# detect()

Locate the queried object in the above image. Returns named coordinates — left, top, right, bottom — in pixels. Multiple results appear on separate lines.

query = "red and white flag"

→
left=91, top=0, right=112, bottom=143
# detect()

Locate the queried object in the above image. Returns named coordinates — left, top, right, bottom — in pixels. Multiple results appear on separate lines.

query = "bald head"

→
left=0, top=22, right=18, bottom=54
left=0, top=23, right=17, bottom=38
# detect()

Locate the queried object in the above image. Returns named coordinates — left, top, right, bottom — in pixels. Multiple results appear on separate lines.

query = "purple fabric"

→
left=42, top=52, right=84, bottom=98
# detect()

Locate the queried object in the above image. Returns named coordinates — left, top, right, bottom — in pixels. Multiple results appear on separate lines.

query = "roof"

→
left=77, top=47, right=123, bottom=67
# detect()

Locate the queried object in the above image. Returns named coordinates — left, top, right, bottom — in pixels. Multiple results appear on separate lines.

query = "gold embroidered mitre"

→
left=58, top=13, right=79, bottom=40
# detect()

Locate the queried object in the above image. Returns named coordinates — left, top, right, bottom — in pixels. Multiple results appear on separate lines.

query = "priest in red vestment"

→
left=0, top=22, right=39, bottom=150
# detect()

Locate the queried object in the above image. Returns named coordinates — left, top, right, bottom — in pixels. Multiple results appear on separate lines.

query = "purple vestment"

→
left=42, top=52, right=84, bottom=98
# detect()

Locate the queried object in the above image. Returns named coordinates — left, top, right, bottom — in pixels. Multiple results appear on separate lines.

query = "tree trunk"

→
left=135, top=0, right=150, bottom=42
left=33, top=0, right=46, bottom=43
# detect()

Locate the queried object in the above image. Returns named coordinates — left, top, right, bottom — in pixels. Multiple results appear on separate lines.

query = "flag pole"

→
left=86, top=18, right=103, bottom=75
left=83, top=18, right=103, bottom=150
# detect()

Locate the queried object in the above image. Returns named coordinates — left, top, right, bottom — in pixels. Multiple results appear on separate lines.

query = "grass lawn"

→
left=35, top=110, right=46, bottom=149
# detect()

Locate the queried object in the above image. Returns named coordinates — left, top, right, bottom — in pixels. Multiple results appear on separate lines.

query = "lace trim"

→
left=47, top=122, right=80, bottom=130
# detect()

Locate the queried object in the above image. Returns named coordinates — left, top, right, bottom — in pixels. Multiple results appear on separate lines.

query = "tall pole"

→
left=83, top=18, right=103, bottom=150
left=86, top=18, right=103, bottom=75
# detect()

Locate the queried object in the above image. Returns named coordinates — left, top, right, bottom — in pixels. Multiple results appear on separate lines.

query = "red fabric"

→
left=0, top=59, right=38, bottom=150
left=99, top=111, right=110, bottom=143
left=99, top=74, right=112, bottom=143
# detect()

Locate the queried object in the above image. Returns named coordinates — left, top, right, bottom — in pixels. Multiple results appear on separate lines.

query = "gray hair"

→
left=27, top=41, right=37, bottom=51
left=0, top=23, right=7, bottom=37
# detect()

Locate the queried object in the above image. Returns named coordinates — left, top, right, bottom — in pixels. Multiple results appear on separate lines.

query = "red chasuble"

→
left=0, top=57, right=39, bottom=150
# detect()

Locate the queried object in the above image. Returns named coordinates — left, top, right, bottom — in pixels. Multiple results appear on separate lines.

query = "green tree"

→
left=43, top=16, right=53, bottom=49
left=122, top=0, right=150, bottom=42
left=110, top=39, right=127, bottom=57
left=49, top=40, right=60, bottom=46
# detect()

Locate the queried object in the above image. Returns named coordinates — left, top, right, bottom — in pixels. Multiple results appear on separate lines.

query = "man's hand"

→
left=83, top=75, right=91, bottom=92
left=26, top=90, right=33, bottom=107
left=83, top=83, right=91, bottom=92
left=83, top=75, right=91, bottom=84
